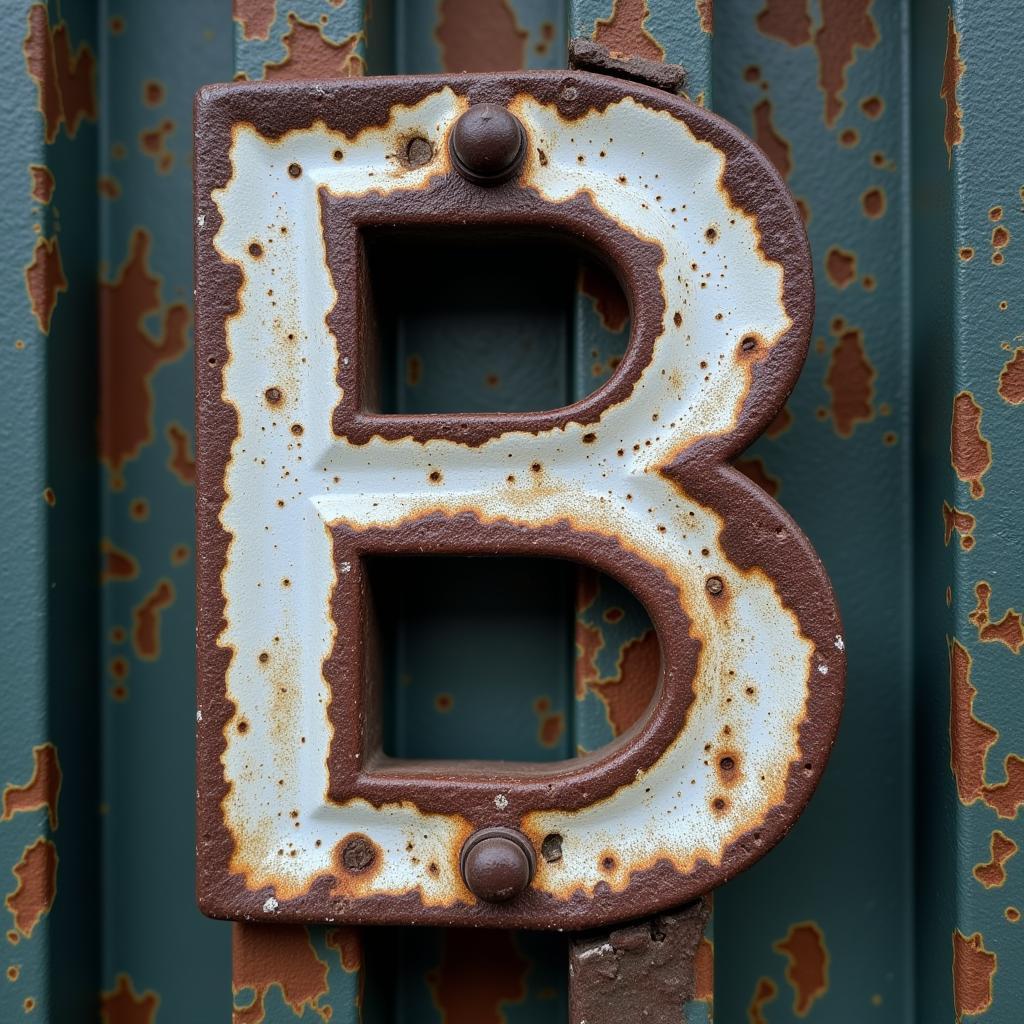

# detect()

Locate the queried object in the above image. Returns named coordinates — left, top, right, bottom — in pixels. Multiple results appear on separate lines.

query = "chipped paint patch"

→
left=942, top=501, right=976, bottom=550
left=774, top=921, right=828, bottom=1016
left=28, top=165, right=54, bottom=204
left=952, top=930, right=995, bottom=1020
left=950, top=391, right=991, bottom=499
left=969, top=581, right=1024, bottom=654
left=584, top=629, right=660, bottom=737
left=824, top=246, right=857, bottom=289
left=753, top=99, right=792, bottom=180
left=973, top=830, right=1017, bottom=888
left=949, top=638, right=998, bottom=805
left=4, top=840, right=57, bottom=939
left=166, top=423, right=196, bottom=485
left=100, top=974, right=159, bottom=1024
left=579, top=259, right=629, bottom=333
left=101, top=539, right=140, bottom=583
left=139, top=119, right=174, bottom=174
left=262, top=14, right=362, bottom=81
left=2, top=745, right=60, bottom=830
left=234, top=0, right=277, bottom=42
left=756, top=0, right=811, bottom=47
left=749, top=976, right=778, bottom=1023
left=998, top=347, right=1024, bottom=404
left=132, top=579, right=175, bottom=661
left=437, top=0, right=526, bottom=72
left=813, top=0, right=878, bottom=128
left=825, top=322, right=874, bottom=436
left=24, top=236, right=67, bottom=334
left=941, top=9, right=965, bottom=167
left=594, top=0, right=664, bottom=62
left=233, top=924, right=329, bottom=1023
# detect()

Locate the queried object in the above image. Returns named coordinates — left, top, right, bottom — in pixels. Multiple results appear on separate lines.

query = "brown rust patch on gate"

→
left=735, top=456, right=780, bottom=497
left=24, top=236, right=67, bottom=334
left=941, top=10, right=965, bottom=167
left=132, top=579, right=175, bottom=661
left=969, top=581, right=1024, bottom=654
left=825, top=323, right=874, bottom=437
left=262, top=14, right=363, bottom=81
left=5, top=839, right=57, bottom=939
left=824, top=247, right=857, bottom=289
left=166, top=423, right=196, bottom=485
left=973, top=830, right=1017, bottom=888
left=949, top=638, right=998, bottom=805
left=437, top=0, right=526, bottom=73
left=942, top=502, right=976, bottom=550
left=757, top=0, right=811, bottom=47
left=953, top=930, right=995, bottom=1020
left=998, top=348, right=1024, bottom=404
left=774, top=922, right=828, bottom=1016
left=28, top=165, right=54, bottom=204
left=100, top=974, right=160, bottom=1024
left=234, top=0, right=277, bottom=42
left=951, top=391, right=991, bottom=499
left=813, top=0, right=878, bottom=128
left=2, top=745, right=60, bottom=830
left=594, top=0, right=665, bottom=63
left=749, top=977, right=778, bottom=1023
left=753, top=99, right=792, bottom=180
left=427, top=929, right=528, bottom=1024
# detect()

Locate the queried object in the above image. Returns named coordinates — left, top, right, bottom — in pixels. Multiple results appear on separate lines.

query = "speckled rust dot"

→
left=290, top=423, right=303, bottom=435
left=237, top=720, right=248, bottom=733
left=428, top=470, right=442, bottom=483
left=705, top=226, right=718, bottom=243
left=332, top=149, right=343, bottom=161
left=741, top=335, right=758, bottom=352
left=265, top=387, right=282, bottom=405
left=287, top=162, right=302, bottom=178
left=248, top=242, right=263, bottom=258
left=582, top=432, right=596, bottom=443
left=258, top=651, right=269, bottom=664
left=706, top=576, right=724, bottom=595
left=720, top=756, right=735, bottom=771
left=341, top=835, right=377, bottom=873
left=404, top=136, right=433, bottom=167
left=674, top=311, right=682, bottom=327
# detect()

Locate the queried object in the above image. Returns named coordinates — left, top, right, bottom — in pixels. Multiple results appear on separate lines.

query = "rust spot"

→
left=941, top=10, right=965, bottom=167
left=749, top=977, right=778, bottom=1024
left=813, top=0, right=878, bottom=128
left=993, top=225, right=1011, bottom=251
left=406, top=354, right=423, bottom=387
left=744, top=65, right=762, bottom=83
left=826, top=324, right=875, bottom=437
left=757, top=0, right=811, bottom=45
left=695, top=0, right=713, bottom=34
left=839, top=127, right=858, bottom=147
left=339, top=834, right=377, bottom=873
left=234, top=0, right=277, bottom=42
left=166, top=423, right=195, bottom=485
left=969, top=581, right=1024, bottom=654
left=24, top=236, right=67, bottom=334
left=265, top=386, right=283, bottom=405
left=860, top=95, right=883, bottom=119
left=249, top=242, right=263, bottom=258
left=262, top=14, right=363, bottom=80
left=426, top=929, right=528, bottom=1024
left=101, top=539, right=140, bottom=584
left=753, top=99, right=792, bottom=180
left=42, top=487, right=55, bottom=506
left=574, top=619, right=604, bottom=700
left=950, top=391, right=991, bottom=499
left=143, top=80, right=164, bottom=107
left=824, top=246, right=857, bottom=289
left=287, top=162, right=302, bottom=178
left=22, top=4, right=97, bottom=144
left=585, top=629, right=660, bottom=736
left=999, top=348, right=1024, bottom=404
left=28, top=165, right=54, bottom=204
left=435, top=693, right=453, bottom=712
left=4, top=839, right=56, bottom=939
left=949, top=637, right=998, bottom=805
left=861, top=187, right=885, bottom=218
left=941, top=502, right=975, bottom=550
left=734, top=457, right=780, bottom=497
left=130, top=499, right=149, bottom=521
left=774, top=922, right=828, bottom=1016
left=437, top=0, right=526, bottom=72
left=100, top=229, right=189, bottom=488
left=541, top=833, right=563, bottom=862
left=973, top=830, right=1017, bottom=888
left=2, top=745, right=60, bottom=830
left=100, top=974, right=159, bottom=1023
left=593, top=0, right=664, bottom=63
left=693, top=935, right=713, bottom=1001
left=982, top=756, right=1024, bottom=819
left=1007, top=907, right=1021, bottom=922
left=132, top=579, right=175, bottom=661
left=232, top=923, right=329, bottom=1023
left=325, top=927, right=362, bottom=973
left=533, top=698, right=565, bottom=748
left=990, top=205, right=1003, bottom=221
left=959, top=247, right=974, bottom=261
left=98, top=175, right=121, bottom=199
left=953, top=931, right=995, bottom=1019
left=579, top=259, right=628, bottom=333
left=139, top=119, right=174, bottom=174
left=766, top=404, right=793, bottom=438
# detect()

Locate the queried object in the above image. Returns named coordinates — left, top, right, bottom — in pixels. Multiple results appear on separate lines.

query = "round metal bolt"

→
left=449, top=103, right=526, bottom=186
left=460, top=827, right=535, bottom=902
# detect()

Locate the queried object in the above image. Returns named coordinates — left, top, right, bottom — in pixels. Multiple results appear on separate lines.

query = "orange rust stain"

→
left=941, top=502, right=976, bottom=551
left=594, top=0, right=664, bottom=62
left=756, top=0, right=810, bottom=46
left=813, top=0, right=878, bottom=128
left=233, top=923, right=329, bottom=1023
left=2, top=745, right=60, bottom=830
left=100, top=974, right=159, bottom=1024
left=694, top=936, right=713, bottom=1001
left=953, top=931, right=995, bottom=1019
left=325, top=927, right=362, bottom=972
left=139, top=119, right=174, bottom=174
left=973, top=830, right=1017, bottom=888
left=234, top=0, right=277, bottom=41
left=860, top=95, right=884, bottom=119
left=533, top=698, right=565, bottom=748
left=437, top=0, right=526, bottom=72
left=862, top=187, right=886, bottom=218
left=951, top=391, right=992, bottom=499
left=734, top=457, right=780, bottom=497
left=24, top=236, right=67, bottom=334
left=28, top=165, right=54, bottom=204
left=579, top=260, right=628, bottom=332
left=695, top=0, right=714, bottom=33
left=426, top=929, right=528, bottom=1024
left=941, top=10, right=965, bottom=167
left=4, top=839, right=56, bottom=939
left=774, top=922, right=828, bottom=1016
left=132, top=580, right=175, bottom=661
left=101, top=539, right=140, bottom=584
left=22, top=4, right=97, bottom=144
left=999, top=348, right=1024, bottom=404
left=574, top=620, right=604, bottom=701
left=753, top=99, right=792, bottom=180
left=262, top=14, right=363, bottom=80
left=766, top=404, right=793, bottom=438
left=826, top=324, right=875, bottom=437
left=824, top=246, right=857, bottom=289
left=969, top=581, right=1024, bottom=654
left=587, top=629, right=660, bottom=736
left=982, top=755, right=1024, bottom=819
left=98, top=176, right=121, bottom=199
left=166, top=423, right=195, bottom=485
left=749, top=977, right=778, bottom=1024
left=949, top=637, right=998, bottom=805
left=100, top=229, right=189, bottom=488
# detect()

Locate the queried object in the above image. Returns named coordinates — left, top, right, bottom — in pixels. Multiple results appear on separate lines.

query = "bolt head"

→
left=449, top=103, right=526, bottom=186
left=460, top=827, right=535, bottom=902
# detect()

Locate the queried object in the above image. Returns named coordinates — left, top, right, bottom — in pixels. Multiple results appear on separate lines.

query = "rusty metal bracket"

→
left=567, top=37, right=686, bottom=94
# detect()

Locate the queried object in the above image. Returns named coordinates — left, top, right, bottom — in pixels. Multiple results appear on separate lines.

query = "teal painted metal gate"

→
left=0, top=0, right=1020, bottom=1020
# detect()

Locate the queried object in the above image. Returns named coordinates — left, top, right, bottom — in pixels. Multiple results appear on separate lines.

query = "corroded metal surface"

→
left=195, top=70, right=843, bottom=928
